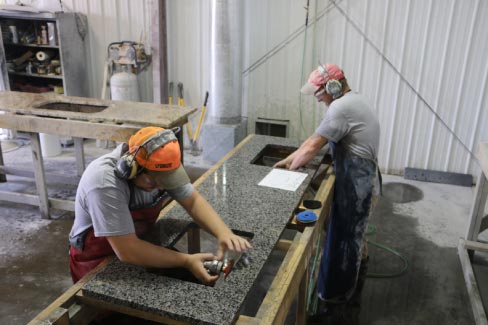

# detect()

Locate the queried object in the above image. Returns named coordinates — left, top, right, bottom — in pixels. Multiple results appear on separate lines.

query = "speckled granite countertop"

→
left=82, top=135, right=326, bottom=324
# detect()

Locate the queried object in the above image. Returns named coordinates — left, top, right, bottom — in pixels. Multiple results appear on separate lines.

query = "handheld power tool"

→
left=203, top=252, right=251, bottom=279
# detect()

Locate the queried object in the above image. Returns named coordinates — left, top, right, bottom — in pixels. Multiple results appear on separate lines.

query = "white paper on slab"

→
left=258, top=168, right=308, bottom=192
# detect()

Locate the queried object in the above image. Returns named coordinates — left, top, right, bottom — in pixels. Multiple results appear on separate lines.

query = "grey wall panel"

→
left=242, top=0, right=488, bottom=179
left=3, top=0, right=486, bottom=177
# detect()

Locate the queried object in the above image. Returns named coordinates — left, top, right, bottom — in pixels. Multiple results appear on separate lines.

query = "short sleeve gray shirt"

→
left=315, top=92, right=380, bottom=161
left=69, top=144, right=193, bottom=245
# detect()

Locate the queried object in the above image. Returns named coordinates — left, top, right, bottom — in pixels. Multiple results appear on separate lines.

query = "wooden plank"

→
left=297, top=267, right=309, bottom=325
left=477, top=142, right=488, bottom=180
left=0, top=191, right=75, bottom=211
left=254, top=169, right=335, bottom=324
left=0, top=114, right=140, bottom=142
left=236, top=315, right=260, bottom=324
left=44, top=307, right=69, bottom=325
left=73, top=137, right=85, bottom=176
left=276, top=239, right=293, bottom=252
left=0, top=92, right=195, bottom=127
left=458, top=239, right=488, bottom=325
left=0, top=166, right=80, bottom=185
left=76, top=292, right=189, bottom=325
left=464, top=240, right=488, bottom=254
left=0, top=139, right=6, bottom=182
left=466, top=173, right=488, bottom=241
left=29, top=132, right=49, bottom=219
left=67, top=303, right=99, bottom=325
left=28, top=257, right=114, bottom=325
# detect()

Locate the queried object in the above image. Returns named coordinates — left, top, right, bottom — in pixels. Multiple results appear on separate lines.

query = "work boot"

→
left=308, top=301, right=351, bottom=325
left=349, top=256, right=369, bottom=307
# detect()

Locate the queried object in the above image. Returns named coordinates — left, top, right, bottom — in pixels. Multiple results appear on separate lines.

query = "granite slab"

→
left=0, top=91, right=195, bottom=128
left=82, top=135, right=326, bottom=324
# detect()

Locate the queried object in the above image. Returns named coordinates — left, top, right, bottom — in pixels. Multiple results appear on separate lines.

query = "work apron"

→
left=317, top=142, right=377, bottom=303
left=69, top=190, right=168, bottom=283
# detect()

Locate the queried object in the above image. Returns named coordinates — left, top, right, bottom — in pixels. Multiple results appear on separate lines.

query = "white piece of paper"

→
left=258, top=168, right=308, bottom=192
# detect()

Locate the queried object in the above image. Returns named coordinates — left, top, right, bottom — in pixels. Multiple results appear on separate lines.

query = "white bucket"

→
left=39, top=133, right=62, bottom=157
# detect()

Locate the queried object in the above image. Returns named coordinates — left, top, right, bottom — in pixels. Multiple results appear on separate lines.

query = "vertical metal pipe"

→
left=209, top=0, right=243, bottom=124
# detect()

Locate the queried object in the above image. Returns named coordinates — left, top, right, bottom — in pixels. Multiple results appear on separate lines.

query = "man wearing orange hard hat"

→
left=69, top=126, right=251, bottom=285
left=275, top=63, right=381, bottom=323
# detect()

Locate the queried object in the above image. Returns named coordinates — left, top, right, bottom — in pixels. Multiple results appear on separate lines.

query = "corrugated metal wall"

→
left=61, top=0, right=154, bottom=102
left=243, top=0, right=488, bottom=177
left=2, top=0, right=487, bottom=178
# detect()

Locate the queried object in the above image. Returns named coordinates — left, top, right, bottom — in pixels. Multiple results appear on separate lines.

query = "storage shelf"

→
left=8, top=71, right=63, bottom=79
left=3, top=42, right=59, bottom=49
left=1, top=11, right=87, bottom=97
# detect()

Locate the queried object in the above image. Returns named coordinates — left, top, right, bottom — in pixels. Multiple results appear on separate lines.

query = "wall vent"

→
left=255, top=118, right=289, bottom=138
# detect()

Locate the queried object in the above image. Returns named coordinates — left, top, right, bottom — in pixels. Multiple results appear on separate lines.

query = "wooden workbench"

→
left=459, top=141, right=488, bottom=325
left=0, top=91, right=195, bottom=219
left=28, top=136, right=336, bottom=325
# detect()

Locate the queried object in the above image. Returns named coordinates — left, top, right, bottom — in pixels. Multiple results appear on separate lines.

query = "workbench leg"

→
left=74, top=137, right=85, bottom=177
left=30, top=132, right=50, bottom=219
left=296, top=267, right=309, bottom=325
left=188, top=227, right=201, bottom=254
left=0, top=140, right=6, bottom=182
left=466, top=173, right=488, bottom=243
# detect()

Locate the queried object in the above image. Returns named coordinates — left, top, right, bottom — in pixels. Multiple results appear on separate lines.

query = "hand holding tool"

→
left=203, top=252, right=251, bottom=280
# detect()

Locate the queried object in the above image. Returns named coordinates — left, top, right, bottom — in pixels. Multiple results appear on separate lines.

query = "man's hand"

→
left=185, top=253, right=220, bottom=285
left=273, top=157, right=292, bottom=169
left=216, top=233, right=252, bottom=260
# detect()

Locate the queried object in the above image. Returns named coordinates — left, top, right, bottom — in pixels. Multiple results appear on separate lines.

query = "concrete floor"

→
left=0, top=137, right=486, bottom=324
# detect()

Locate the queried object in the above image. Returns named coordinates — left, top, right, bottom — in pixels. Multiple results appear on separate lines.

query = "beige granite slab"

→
left=0, top=91, right=196, bottom=128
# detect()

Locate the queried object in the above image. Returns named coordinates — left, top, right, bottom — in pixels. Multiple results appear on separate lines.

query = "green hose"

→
left=306, top=223, right=409, bottom=313
left=365, top=224, right=409, bottom=278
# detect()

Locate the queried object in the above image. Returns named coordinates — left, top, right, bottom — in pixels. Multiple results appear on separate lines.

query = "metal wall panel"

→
left=242, top=0, right=488, bottom=178
left=2, top=0, right=486, bottom=178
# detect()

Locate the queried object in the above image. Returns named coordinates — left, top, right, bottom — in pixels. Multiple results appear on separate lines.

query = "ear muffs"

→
left=114, top=152, right=140, bottom=179
left=114, top=127, right=181, bottom=180
left=318, top=63, right=343, bottom=99
left=325, top=79, right=343, bottom=99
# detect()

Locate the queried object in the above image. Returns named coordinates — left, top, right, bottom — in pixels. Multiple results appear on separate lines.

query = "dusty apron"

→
left=69, top=188, right=168, bottom=283
left=317, top=141, right=377, bottom=302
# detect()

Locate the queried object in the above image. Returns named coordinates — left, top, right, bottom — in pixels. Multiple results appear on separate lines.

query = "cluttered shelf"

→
left=3, top=41, right=58, bottom=49
left=9, top=71, right=62, bottom=79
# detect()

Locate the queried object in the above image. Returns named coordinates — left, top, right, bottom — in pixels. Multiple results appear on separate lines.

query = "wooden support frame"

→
left=239, top=168, right=334, bottom=324
left=29, top=167, right=335, bottom=325
left=460, top=142, right=488, bottom=325
left=458, top=239, right=488, bottom=325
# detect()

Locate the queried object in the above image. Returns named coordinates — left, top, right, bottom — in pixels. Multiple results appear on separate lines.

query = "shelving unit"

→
left=0, top=11, right=88, bottom=97
left=0, top=11, right=89, bottom=179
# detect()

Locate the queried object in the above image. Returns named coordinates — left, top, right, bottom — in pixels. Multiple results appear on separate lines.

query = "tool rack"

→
left=459, top=141, right=488, bottom=325
left=28, top=135, right=336, bottom=325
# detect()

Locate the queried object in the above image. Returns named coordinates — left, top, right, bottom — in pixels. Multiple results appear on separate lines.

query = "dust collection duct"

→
left=204, top=0, right=247, bottom=162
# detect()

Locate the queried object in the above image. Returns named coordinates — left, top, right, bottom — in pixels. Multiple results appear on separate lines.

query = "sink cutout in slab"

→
left=147, top=226, right=254, bottom=285
left=251, top=144, right=297, bottom=167
left=35, top=101, right=108, bottom=113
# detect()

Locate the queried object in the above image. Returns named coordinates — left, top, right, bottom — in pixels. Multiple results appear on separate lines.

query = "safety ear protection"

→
left=114, top=127, right=180, bottom=180
left=318, top=63, right=343, bottom=99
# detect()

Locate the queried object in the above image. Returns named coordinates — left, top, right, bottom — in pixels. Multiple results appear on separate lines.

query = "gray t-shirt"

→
left=315, top=92, right=380, bottom=161
left=69, top=144, right=193, bottom=247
